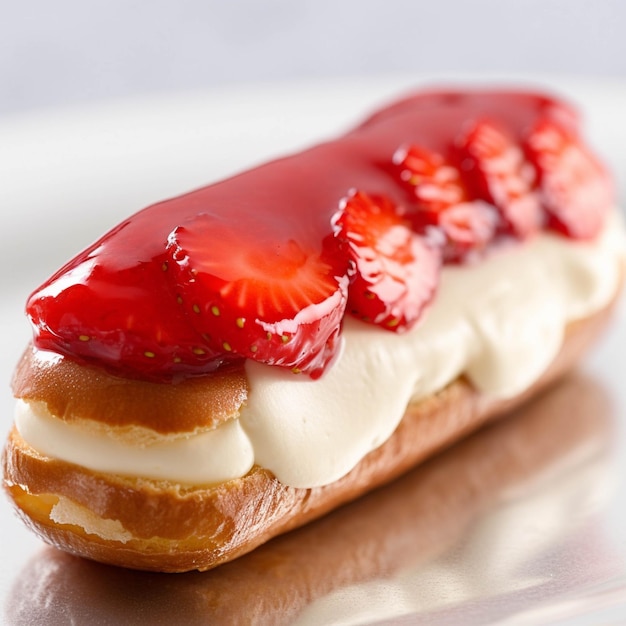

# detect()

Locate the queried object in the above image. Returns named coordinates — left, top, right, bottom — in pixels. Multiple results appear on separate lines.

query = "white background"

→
left=1, top=0, right=625, bottom=117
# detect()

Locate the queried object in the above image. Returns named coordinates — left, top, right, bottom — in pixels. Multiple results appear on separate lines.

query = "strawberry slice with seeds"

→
left=333, top=191, right=440, bottom=331
left=394, top=144, right=466, bottom=212
left=524, top=117, right=613, bottom=239
left=394, top=145, right=499, bottom=261
left=166, top=213, right=349, bottom=378
left=458, top=119, right=542, bottom=238
left=26, top=256, right=225, bottom=381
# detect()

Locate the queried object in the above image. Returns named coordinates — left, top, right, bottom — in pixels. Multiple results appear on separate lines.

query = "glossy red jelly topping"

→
left=27, top=89, right=614, bottom=382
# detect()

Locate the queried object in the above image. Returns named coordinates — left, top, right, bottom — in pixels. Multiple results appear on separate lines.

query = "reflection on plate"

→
left=4, top=373, right=618, bottom=625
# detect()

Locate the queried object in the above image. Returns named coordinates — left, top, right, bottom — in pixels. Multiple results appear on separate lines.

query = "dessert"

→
left=2, top=88, right=624, bottom=572
left=6, top=373, right=612, bottom=624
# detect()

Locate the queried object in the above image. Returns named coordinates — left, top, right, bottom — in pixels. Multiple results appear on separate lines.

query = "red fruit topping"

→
left=524, top=117, right=613, bottom=239
left=27, top=257, right=225, bottom=382
left=24, top=90, right=612, bottom=383
left=333, top=191, right=440, bottom=330
left=458, top=120, right=542, bottom=238
left=435, top=201, right=499, bottom=262
left=395, top=144, right=466, bottom=212
left=166, top=213, right=349, bottom=378
left=394, top=145, right=499, bottom=261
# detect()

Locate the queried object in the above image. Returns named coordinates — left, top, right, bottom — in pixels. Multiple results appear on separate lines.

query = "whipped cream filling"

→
left=15, top=213, right=625, bottom=489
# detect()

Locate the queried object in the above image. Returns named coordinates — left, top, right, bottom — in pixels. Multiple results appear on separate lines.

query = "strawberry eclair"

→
left=3, top=88, right=625, bottom=572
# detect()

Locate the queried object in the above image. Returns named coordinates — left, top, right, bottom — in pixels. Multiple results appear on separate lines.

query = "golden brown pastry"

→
left=6, top=372, right=613, bottom=625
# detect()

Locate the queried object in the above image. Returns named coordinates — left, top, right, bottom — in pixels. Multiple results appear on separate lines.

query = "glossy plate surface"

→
left=1, top=76, right=626, bottom=625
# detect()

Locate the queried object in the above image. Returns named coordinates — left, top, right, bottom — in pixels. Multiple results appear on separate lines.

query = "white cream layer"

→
left=15, top=213, right=625, bottom=488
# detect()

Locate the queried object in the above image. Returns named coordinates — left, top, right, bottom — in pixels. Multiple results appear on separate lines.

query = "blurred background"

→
left=1, top=0, right=625, bottom=116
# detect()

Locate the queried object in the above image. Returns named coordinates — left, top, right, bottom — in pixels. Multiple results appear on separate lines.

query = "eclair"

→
left=3, top=88, right=625, bottom=573
left=6, top=373, right=612, bottom=624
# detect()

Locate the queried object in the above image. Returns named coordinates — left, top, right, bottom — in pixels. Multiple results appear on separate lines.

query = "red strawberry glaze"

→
left=26, top=89, right=614, bottom=382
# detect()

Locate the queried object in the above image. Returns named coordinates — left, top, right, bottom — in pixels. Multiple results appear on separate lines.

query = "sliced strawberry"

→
left=333, top=191, right=440, bottom=331
left=166, top=213, right=349, bottom=378
left=26, top=255, right=226, bottom=382
left=458, top=119, right=542, bottom=238
left=435, top=201, right=499, bottom=263
left=524, top=117, right=613, bottom=239
left=394, top=145, right=499, bottom=261
left=394, top=144, right=466, bottom=212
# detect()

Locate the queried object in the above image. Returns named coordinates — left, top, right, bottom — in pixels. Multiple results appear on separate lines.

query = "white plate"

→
left=2, top=76, right=626, bottom=625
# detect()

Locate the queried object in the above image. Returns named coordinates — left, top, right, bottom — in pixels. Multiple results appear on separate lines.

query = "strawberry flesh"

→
left=394, top=145, right=499, bottom=261
left=27, top=255, right=227, bottom=382
left=333, top=192, right=440, bottom=330
left=458, top=119, right=542, bottom=238
left=524, top=117, right=613, bottom=239
left=394, top=144, right=466, bottom=213
left=166, top=213, right=349, bottom=378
